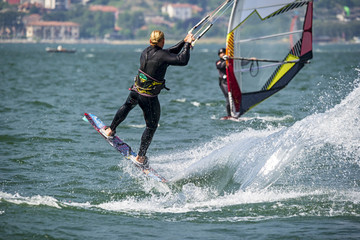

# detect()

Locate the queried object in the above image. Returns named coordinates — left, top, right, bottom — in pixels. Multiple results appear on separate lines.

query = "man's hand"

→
left=222, top=55, right=229, bottom=60
left=184, top=33, right=195, bottom=43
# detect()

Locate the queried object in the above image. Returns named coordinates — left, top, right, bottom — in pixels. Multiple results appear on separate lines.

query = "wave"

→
left=0, top=191, right=61, bottom=209
left=169, top=74, right=360, bottom=190
left=1, top=188, right=358, bottom=220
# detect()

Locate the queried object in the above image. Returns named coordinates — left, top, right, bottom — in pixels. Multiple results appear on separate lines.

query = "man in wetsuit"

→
left=101, top=30, right=194, bottom=167
left=216, top=48, right=231, bottom=116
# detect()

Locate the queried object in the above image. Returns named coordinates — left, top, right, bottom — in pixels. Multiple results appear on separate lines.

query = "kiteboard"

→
left=83, top=113, right=167, bottom=183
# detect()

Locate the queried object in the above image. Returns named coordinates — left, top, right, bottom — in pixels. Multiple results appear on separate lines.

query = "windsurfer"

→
left=216, top=48, right=254, bottom=118
left=216, top=48, right=231, bottom=116
left=101, top=30, right=194, bottom=167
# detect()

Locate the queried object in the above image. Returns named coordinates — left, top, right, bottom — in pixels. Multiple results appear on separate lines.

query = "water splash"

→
left=0, top=191, right=61, bottom=209
left=168, top=73, right=360, bottom=193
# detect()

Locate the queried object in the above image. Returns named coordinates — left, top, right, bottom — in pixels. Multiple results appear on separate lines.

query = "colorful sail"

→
left=226, top=0, right=313, bottom=117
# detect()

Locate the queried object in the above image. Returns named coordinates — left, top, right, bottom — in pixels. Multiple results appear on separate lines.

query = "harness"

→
left=133, top=47, right=169, bottom=97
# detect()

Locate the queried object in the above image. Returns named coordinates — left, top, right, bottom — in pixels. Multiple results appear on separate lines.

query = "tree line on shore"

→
left=0, top=0, right=359, bottom=41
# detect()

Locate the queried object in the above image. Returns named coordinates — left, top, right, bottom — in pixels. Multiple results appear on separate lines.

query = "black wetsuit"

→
left=216, top=58, right=230, bottom=116
left=109, top=40, right=191, bottom=157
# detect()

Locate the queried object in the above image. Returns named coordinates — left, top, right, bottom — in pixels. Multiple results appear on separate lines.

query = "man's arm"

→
left=167, top=33, right=194, bottom=54
left=162, top=43, right=191, bottom=66
left=216, top=59, right=226, bottom=70
left=167, top=41, right=185, bottom=54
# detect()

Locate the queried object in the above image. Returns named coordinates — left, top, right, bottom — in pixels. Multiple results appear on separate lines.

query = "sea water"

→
left=0, top=42, right=359, bottom=239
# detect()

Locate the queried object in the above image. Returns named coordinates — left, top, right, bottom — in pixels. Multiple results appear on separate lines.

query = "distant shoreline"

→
left=0, top=37, right=227, bottom=45
left=1, top=38, right=359, bottom=46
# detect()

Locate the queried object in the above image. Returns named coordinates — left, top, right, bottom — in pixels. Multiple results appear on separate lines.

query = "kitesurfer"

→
left=101, top=30, right=194, bottom=167
left=216, top=48, right=231, bottom=116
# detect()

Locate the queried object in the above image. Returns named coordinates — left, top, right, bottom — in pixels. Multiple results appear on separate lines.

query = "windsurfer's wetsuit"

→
left=216, top=58, right=231, bottom=116
left=109, top=40, right=191, bottom=157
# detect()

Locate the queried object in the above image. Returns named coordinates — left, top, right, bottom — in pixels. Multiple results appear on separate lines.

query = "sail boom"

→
left=230, top=57, right=301, bottom=63
left=237, top=30, right=304, bottom=43
left=234, top=61, right=299, bottom=73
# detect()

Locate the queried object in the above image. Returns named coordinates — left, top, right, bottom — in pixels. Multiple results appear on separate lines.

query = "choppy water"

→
left=1, top=42, right=360, bottom=239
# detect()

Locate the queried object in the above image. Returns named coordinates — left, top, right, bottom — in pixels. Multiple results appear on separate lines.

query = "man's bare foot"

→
left=135, top=155, right=146, bottom=164
left=135, top=155, right=149, bottom=168
left=104, top=127, right=113, bottom=136
left=100, top=127, right=115, bottom=139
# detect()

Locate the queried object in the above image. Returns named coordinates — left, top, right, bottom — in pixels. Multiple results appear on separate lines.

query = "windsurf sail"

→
left=226, top=0, right=313, bottom=117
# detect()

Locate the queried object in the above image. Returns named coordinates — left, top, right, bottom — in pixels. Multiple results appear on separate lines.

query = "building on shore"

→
left=161, top=3, right=202, bottom=21
left=26, top=21, right=79, bottom=40
left=5, top=0, right=70, bottom=10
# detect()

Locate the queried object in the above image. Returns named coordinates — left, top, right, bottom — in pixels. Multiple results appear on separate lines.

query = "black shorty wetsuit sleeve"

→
left=167, top=40, right=186, bottom=54
left=216, top=59, right=226, bottom=70
left=162, top=42, right=191, bottom=66
left=216, top=59, right=227, bottom=80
